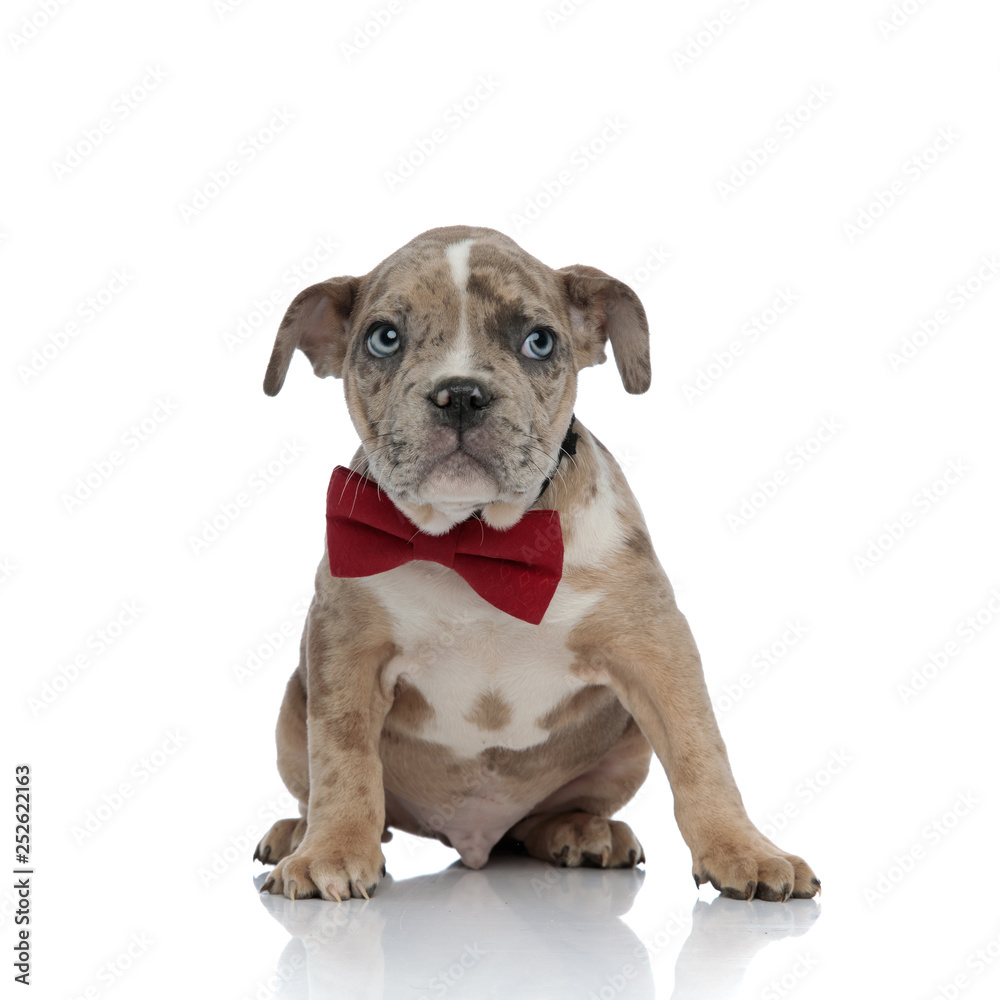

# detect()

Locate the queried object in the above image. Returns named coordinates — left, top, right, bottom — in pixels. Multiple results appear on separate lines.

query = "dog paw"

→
left=259, top=840, right=386, bottom=901
left=254, top=817, right=307, bottom=865
left=692, top=837, right=820, bottom=902
left=524, top=812, right=645, bottom=869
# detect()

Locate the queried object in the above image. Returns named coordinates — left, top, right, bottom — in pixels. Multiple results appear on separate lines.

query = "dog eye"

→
left=520, top=328, right=555, bottom=360
left=366, top=323, right=401, bottom=358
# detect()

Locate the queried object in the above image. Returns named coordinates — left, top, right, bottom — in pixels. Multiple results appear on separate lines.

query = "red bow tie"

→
left=325, top=466, right=563, bottom=625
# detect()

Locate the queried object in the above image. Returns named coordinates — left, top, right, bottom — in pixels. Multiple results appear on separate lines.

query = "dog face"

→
left=264, top=225, right=650, bottom=533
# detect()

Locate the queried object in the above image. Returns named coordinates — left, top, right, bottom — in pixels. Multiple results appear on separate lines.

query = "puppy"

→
left=255, top=226, right=820, bottom=903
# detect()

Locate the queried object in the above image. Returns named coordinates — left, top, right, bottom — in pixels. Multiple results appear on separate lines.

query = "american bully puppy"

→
left=255, top=225, right=820, bottom=904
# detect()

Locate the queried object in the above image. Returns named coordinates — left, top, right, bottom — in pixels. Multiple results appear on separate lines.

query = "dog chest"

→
left=369, top=562, right=599, bottom=758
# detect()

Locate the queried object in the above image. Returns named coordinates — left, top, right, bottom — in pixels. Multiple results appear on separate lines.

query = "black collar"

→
left=469, top=415, right=578, bottom=520
left=535, top=414, right=578, bottom=505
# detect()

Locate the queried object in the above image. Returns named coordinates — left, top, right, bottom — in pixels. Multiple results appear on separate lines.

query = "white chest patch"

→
left=373, top=563, right=599, bottom=759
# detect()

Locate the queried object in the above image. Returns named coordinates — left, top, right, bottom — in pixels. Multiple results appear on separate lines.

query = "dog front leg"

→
left=261, top=618, right=396, bottom=901
left=596, top=609, right=820, bottom=902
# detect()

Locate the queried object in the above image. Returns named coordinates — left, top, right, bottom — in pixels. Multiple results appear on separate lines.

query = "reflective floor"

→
left=242, top=793, right=999, bottom=1000
left=253, top=847, right=823, bottom=1000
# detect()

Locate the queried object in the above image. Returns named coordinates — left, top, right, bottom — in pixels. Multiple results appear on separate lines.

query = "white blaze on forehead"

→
left=438, top=239, right=476, bottom=376
left=445, top=238, right=474, bottom=289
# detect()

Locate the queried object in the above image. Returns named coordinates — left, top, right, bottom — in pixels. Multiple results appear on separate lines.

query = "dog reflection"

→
left=257, top=853, right=652, bottom=999
left=256, top=853, right=819, bottom=999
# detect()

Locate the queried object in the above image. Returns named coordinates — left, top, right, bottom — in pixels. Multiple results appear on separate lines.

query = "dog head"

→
left=264, top=226, right=650, bottom=534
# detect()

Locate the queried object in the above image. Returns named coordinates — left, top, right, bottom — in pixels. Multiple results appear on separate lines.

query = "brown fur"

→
left=465, top=689, right=514, bottom=731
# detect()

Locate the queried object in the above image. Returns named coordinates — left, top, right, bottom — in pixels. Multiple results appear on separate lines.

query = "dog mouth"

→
left=362, top=419, right=555, bottom=535
left=431, top=448, right=491, bottom=480
left=372, top=425, right=534, bottom=509
left=418, top=440, right=517, bottom=505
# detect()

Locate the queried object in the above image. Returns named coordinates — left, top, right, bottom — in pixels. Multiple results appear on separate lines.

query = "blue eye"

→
left=520, top=328, right=555, bottom=360
left=366, top=323, right=401, bottom=358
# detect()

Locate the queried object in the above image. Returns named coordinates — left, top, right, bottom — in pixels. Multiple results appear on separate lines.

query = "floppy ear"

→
left=263, top=276, right=359, bottom=396
left=558, top=265, right=651, bottom=394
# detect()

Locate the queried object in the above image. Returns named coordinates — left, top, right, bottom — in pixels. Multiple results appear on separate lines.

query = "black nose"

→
left=429, top=377, right=493, bottom=429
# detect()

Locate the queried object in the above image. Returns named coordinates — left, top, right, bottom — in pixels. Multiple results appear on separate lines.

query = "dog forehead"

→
left=362, top=254, right=459, bottom=321
left=360, top=228, right=562, bottom=320
left=466, top=238, right=558, bottom=305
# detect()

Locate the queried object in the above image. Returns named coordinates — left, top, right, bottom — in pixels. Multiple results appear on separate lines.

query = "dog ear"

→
left=558, top=265, right=651, bottom=394
left=263, top=277, right=359, bottom=396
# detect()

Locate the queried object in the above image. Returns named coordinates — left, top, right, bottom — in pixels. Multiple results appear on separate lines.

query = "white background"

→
left=5, top=0, right=1000, bottom=997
